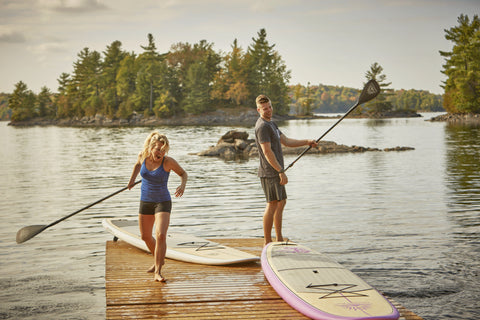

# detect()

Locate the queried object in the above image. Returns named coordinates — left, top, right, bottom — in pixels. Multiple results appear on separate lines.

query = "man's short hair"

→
left=256, top=94, right=270, bottom=105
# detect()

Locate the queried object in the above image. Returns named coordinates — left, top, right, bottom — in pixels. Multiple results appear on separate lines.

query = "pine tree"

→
left=183, top=62, right=211, bottom=114
left=214, top=39, right=249, bottom=107
left=71, top=48, right=103, bottom=116
left=440, top=14, right=480, bottom=113
left=364, top=62, right=393, bottom=113
left=135, top=34, right=163, bottom=115
left=116, top=53, right=137, bottom=118
left=102, top=41, right=127, bottom=117
left=37, top=86, right=55, bottom=118
left=245, top=29, right=291, bottom=114
left=9, top=81, right=36, bottom=121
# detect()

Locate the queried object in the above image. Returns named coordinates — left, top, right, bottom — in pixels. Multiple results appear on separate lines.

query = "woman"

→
left=128, top=131, right=188, bottom=282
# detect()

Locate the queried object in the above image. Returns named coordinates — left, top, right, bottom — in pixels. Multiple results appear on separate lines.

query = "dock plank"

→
left=105, top=239, right=423, bottom=319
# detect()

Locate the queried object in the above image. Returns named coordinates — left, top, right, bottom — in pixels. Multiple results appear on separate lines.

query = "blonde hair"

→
left=139, top=131, right=170, bottom=163
left=256, top=94, right=270, bottom=106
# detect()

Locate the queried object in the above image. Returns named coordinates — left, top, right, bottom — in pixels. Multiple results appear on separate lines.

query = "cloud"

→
left=38, top=0, right=108, bottom=13
left=28, top=41, right=69, bottom=63
left=30, top=41, right=68, bottom=54
left=0, top=29, right=27, bottom=43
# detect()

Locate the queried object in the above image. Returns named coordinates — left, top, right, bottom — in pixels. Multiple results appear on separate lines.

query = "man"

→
left=255, top=94, right=317, bottom=245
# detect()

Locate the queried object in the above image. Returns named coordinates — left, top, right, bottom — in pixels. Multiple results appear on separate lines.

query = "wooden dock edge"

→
left=105, top=238, right=424, bottom=320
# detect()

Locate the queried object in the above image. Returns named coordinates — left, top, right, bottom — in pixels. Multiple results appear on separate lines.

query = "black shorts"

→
left=139, top=200, right=172, bottom=215
left=260, top=176, right=287, bottom=202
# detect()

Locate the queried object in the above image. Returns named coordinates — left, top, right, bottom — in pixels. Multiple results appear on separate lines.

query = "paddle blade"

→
left=16, top=225, right=48, bottom=244
left=357, top=79, right=380, bottom=105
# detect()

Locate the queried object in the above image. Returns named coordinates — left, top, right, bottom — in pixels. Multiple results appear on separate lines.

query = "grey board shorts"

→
left=260, top=176, right=287, bottom=202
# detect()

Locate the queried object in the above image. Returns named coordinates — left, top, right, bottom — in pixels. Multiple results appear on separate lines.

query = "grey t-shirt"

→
left=255, top=117, right=284, bottom=177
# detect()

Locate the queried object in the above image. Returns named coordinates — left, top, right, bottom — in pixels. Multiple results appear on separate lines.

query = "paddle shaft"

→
left=16, top=180, right=142, bottom=243
left=45, top=180, right=142, bottom=229
left=284, top=101, right=360, bottom=172
left=284, top=79, right=380, bottom=172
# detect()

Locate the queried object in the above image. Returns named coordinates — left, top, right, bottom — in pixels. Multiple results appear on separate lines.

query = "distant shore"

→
left=9, top=109, right=479, bottom=128
left=427, top=112, right=480, bottom=123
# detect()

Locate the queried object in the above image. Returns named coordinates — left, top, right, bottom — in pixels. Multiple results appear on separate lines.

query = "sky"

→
left=0, top=0, right=479, bottom=95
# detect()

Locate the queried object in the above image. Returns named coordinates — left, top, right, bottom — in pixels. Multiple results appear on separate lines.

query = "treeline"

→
left=8, top=13, right=478, bottom=123
left=289, top=83, right=443, bottom=114
left=440, top=14, right=480, bottom=113
left=0, top=93, right=10, bottom=120
left=8, top=29, right=291, bottom=122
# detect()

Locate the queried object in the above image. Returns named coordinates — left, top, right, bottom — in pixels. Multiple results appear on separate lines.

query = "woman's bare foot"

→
left=147, top=265, right=155, bottom=273
left=154, top=273, right=166, bottom=282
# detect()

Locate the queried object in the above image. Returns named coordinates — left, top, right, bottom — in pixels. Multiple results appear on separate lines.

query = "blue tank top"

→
left=140, top=158, right=171, bottom=202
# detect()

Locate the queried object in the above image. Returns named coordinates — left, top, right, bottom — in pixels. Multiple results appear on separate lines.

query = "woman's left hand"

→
left=174, top=185, right=185, bottom=197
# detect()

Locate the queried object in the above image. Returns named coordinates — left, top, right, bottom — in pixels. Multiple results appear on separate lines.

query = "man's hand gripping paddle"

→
left=284, top=79, right=380, bottom=172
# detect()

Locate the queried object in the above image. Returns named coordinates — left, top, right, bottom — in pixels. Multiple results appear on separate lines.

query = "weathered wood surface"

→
left=105, top=239, right=423, bottom=319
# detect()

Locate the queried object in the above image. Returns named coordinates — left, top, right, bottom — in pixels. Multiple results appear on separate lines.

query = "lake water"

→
left=0, top=113, right=478, bottom=319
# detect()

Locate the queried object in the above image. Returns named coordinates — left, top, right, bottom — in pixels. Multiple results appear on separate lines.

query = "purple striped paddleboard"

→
left=261, top=242, right=399, bottom=320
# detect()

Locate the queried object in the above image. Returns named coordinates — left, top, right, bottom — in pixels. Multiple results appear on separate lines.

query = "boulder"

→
left=195, top=130, right=414, bottom=160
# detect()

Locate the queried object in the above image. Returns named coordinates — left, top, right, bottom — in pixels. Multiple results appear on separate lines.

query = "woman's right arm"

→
left=128, top=154, right=142, bottom=189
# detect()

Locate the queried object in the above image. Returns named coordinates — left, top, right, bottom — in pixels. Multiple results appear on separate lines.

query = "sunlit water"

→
left=0, top=113, right=478, bottom=319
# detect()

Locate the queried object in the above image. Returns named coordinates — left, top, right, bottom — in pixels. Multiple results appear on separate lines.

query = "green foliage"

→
left=361, top=62, right=394, bottom=114
left=153, top=92, right=174, bottom=118
left=6, top=29, right=288, bottom=120
left=101, top=40, right=127, bottom=117
left=388, top=89, right=443, bottom=112
left=289, top=84, right=443, bottom=114
left=244, top=29, right=291, bottom=115
left=290, top=84, right=359, bottom=114
left=0, top=30, right=334, bottom=120
left=440, top=14, right=480, bottom=113
left=292, top=82, right=314, bottom=116
left=37, top=86, right=55, bottom=118
left=290, top=62, right=442, bottom=115
left=0, top=93, right=11, bottom=120
left=9, top=81, right=36, bottom=121
left=182, top=63, right=208, bottom=113
left=7, top=25, right=451, bottom=122
left=212, top=39, right=249, bottom=107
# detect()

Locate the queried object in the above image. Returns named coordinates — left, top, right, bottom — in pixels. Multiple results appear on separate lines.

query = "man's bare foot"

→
left=154, top=273, right=166, bottom=282
left=264, top=237, right=273, bottom=247
left=147, top=265, right=155, bottom=273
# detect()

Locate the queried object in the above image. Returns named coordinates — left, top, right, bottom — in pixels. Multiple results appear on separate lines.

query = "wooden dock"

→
left=105, top=238, right=423, bottom=319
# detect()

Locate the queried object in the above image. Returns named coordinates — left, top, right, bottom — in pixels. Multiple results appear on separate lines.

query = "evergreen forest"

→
left=4, top=15, right=479, bottom=123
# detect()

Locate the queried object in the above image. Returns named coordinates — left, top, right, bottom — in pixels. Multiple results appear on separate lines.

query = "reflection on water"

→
left=445, top=124, right=480, bottom=218
left=443, top=123, right=480, bottom=319
left=445, top=123, right=480, bottom=238
left=1, top=116, right=479, bottom=320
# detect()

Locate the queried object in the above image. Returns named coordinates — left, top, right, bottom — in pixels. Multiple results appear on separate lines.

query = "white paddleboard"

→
left=261, top=242, right=399, bottom=320
left=102, top=218, right=259, bottom=265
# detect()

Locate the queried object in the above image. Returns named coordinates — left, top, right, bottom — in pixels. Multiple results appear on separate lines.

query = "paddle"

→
left=284, top=79, right=380, bottom=172
left=16, top=180, right=141, bottom=244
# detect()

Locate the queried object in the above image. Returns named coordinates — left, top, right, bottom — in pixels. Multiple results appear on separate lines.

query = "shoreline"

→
left=427, top=112, right=480, bottom=123
left=8, top=110, right=480, bottom=128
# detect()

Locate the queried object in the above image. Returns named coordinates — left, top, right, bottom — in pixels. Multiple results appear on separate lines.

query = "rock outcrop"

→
left=195, top=130, right=414, bottom=160
left=428, top=113, right=480, bottom=123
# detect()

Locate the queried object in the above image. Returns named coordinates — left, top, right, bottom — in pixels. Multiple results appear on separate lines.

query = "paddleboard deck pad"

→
left=261, top=242, right=399, bottom=320
left=102, top=218, right=259, bottom=265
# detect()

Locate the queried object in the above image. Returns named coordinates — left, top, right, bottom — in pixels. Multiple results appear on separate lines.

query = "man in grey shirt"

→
left=255, top=94, right=317, bottom=245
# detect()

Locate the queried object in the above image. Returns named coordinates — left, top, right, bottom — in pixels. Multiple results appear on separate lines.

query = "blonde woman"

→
left=128, top=131, right=188, bottom=282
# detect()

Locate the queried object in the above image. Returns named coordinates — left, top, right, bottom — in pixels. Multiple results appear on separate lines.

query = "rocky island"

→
left=195, top=130, right=414, bottom=160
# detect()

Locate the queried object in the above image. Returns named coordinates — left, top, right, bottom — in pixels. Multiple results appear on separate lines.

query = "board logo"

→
left=336, top=301, right=372, bottom=311
left=279, top=246, right=311, bottom=254
left=176, top=241, right=226, bottom=251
